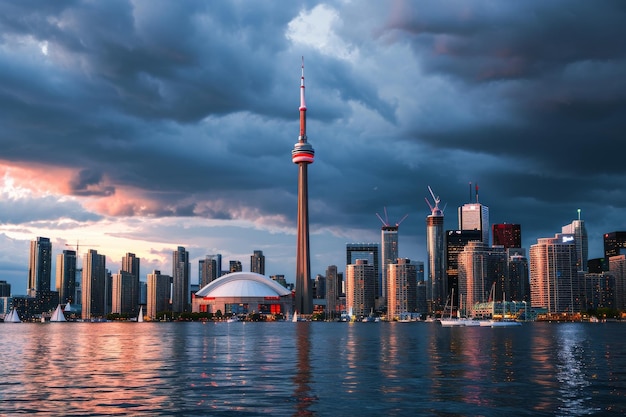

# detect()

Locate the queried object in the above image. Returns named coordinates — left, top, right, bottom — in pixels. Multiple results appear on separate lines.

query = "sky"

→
left=1, top=1, right=626, bottom=294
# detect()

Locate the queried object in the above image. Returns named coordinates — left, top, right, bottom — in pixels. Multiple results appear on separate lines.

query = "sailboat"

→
left=50, top=304, right=67, bottom=322
left=292, top=311, right=298, bottom=322
left=457, top=293, right=481, bottom=326
left=137, top=306, right=144, bottom=323
left=440, top=289, right=464, bottom=327
left=64, top=302, right=72, bottom=312
left=4, top=307, right=21, bottom=323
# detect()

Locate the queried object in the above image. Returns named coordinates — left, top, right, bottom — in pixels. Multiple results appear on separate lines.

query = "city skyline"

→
left=1, top=2, right=626, bottom=292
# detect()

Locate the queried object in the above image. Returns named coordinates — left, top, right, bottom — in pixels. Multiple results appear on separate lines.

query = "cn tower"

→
left=292, top=58, right=315, bottom=315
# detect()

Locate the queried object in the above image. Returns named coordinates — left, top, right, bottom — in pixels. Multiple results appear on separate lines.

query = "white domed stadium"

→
left=192, top=271, right=293, bottom=316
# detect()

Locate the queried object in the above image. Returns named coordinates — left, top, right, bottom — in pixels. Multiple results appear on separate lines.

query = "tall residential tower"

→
left=425, top=186, right=446, bottom=311
left=172, top=246, right=190, bottom=313
left=28, top=236, right=52, bottom=297
left=292, top=59, right=315, bottom=315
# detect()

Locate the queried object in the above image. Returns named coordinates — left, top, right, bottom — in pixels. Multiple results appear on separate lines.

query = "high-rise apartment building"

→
left=381, top=225, right=399, bottom=301
left=562, top=217, right=588, bottom=272
left=426, top=187, right=446, bottom=311
left=604, top=231, right=626, bottom=258
left=346, top=259, right=376, bottom=318
left=121, top=253, right=140, bottom=316
left=446, top=229, right=482, bottom=307
left=314, top=274, right=326, bottom=299
left=387, top=258, right=417, bottom=320
left=492, top=224, right=522, bottom=248
left=147, top=270, right=172, bottom=320
left=172, top=246, right=190, bottom=313
left=229, top=260, right=242, bottom=273
left=199, top=255, right=221, bottom=288
left=346, top=243, right=379, bottom=297
left=250, top=250, right=265, bottom=275
left=325, top=265, right=339, bottom=319
left=507, top=248, right=530, bottom=303
left=28, top=236, right=52, bottom=297
left=81, top=249, right=107, bottom=320
left=458, top=241, right=507, bottom=317
left=609, top=255, right=626, bottom=311
left=580, top=272, right=615, bottom=311
left=111, top=271, right=135, bottom=315
left=530, top=234, right=578, bottom=314
left=56, top=250, right=77, bottom=304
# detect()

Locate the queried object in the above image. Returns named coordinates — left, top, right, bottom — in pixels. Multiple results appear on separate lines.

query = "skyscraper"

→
left=199, top=255, right=220, bottom=288
left=445, top=229, right=482, bottom=307
left=458, top=241, right=507, bottom=317
left=562, top=214, right=588, bottom=272
left=458, top=184, right=489, bottom=245
left=492, top=223, right=522, bottom=248
left=346, top=243, right=379, bottom=296
left=229, top=260, right=242, bottom=273
left=172, top=246, right=190, bottom=313
left=111, top=271, right=134, bottom=315
left=381, top=225, right=399, bottom=301
left=609, top=255, right=626, bottom=311
left=604, top=231, right=626, bottom=258
left=81, top=249, right=106, bottom=320
left=426, top=186, right=446, bottom=311
left=387, top=258, right=418, bottom=320
left=325, top=265, right=339, bottom=319
left=507, top=248, right=530, bottom=303
left=292, top=59, right=315, bottom=315
left=121, top=252, right=140, bottom=316
left=530, top=234, right=578, bottom=314
left=147, top=270, right=172, bottom=320
left=251, top=250, right=265, bottom=275
left=346, top=259, right=376, bottom=318
left=56, top=250, right=77, bottom=304
left=28, top=236, right=52, bottom=297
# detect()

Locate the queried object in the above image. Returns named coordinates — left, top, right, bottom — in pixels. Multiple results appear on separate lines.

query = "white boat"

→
left=137, top=306, right=144, bottom=323
left=440, top=289, right=465, bottom=327
left=50, top=304, right=67, bottom=322
left=64, top=302, right=72, bottom=312
left=4, top=307, right=21, bottom=323
left=292, top=311, right=298, bottom=322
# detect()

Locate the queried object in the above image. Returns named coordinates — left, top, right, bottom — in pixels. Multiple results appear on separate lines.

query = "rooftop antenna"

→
left=475, top=183, right=479, bottom=203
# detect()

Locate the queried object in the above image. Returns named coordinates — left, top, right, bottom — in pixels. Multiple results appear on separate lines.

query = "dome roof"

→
left=195, top=271, right=292, bottom=298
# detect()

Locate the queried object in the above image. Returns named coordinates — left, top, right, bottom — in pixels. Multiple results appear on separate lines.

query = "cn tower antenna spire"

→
left=299, top=56, right=307, bottom=139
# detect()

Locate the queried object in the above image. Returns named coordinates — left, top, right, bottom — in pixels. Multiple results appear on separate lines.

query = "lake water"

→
left=1, top=321, right=625, bottom=416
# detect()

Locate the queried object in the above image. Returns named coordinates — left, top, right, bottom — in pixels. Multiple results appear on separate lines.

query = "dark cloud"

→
left=1, top=0, right=626, bottom=293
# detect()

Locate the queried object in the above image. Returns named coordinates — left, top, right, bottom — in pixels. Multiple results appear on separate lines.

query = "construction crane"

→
left=65, top=240, right=100, bottom=254
left=376, top=206, right=408, bottom=227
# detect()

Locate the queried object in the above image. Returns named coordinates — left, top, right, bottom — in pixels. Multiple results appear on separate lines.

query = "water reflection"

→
left=293, top=323, right=315, bottom=416
left=554, top=324, right=598, bottom=416
left=2, top=322, right=626, bottom=415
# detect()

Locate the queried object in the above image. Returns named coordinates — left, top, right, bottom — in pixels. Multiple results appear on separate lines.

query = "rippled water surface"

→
left=1, top=321, right=625, bottom=416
